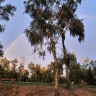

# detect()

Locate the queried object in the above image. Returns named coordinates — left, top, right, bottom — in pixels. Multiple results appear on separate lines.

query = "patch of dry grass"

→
left=0, top=84, right=96, bottom=96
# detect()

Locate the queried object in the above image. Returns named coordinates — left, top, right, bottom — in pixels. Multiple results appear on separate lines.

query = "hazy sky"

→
left=0, top=0, right=96, bottom=68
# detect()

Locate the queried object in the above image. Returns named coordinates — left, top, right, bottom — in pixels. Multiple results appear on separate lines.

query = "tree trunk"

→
left=62, top=33, right=71, bottom=89
left=49, top=33, right=59, bottom=90
left=19, top=74, right=21, bottom=82
left=65, top=64, right=70, bottom=89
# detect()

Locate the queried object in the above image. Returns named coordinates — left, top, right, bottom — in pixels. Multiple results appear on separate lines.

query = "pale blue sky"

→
left=0, top=0, right=96, bottom=68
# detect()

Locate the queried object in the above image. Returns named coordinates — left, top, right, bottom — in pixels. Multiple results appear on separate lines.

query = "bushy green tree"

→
left=70, top=63, right=83, bottom=84
left=28, top=62, right=36, bottom=82
left=10, top=59, right=18, bottom=79
left=22, top=69, right=29, bottom=82
left=18, top=63, right=24, bottom=81
left=0, top=57, right=11, bottom=78
left=1, top=57, right=10, bottom=72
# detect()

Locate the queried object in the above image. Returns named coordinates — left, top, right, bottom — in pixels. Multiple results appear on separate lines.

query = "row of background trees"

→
left=0, top=57, right=59, bottom=83
left=0, top=56, right=96, bottom=85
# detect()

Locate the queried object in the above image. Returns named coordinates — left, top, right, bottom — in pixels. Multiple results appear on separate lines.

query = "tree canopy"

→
left=24, top=0, right=84, bottom=46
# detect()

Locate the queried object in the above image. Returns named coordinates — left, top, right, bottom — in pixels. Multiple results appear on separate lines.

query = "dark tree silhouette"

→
left=0, top=0, right=16, bottom=56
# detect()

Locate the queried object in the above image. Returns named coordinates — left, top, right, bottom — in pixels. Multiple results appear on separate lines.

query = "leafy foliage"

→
left=69, top=18, right=84, bottom=42
left=70, top=57, right=96, bottom=84
left=24, top=0, right=84, bottom=46
left=0, top=0, right=16, bottom=57
left=0, top=0, right=16, bottom=32
left=0, top=43, right=3, bottom=56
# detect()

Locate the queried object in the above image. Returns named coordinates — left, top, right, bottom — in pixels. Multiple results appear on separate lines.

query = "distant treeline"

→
left=0, top=57, right=65, bottom=83
left=0, top=57, right=96, bottom=85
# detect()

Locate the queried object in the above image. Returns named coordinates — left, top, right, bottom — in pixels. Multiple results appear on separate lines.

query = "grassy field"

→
left=2, top=82, right=54, bottom=86
left=2, top=82, right=96, bottom=89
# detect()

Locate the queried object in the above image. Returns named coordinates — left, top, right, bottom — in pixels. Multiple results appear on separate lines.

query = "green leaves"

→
left=76, top=0, right=82, bottom=4
left=39, top=51, right=46, bottom=59
left=0, top=0, right=16, bottom=57
left=0, top=43, right=3, bottom=57
left=0, top=4, right=16, bottom=21
left=25, top=27, right=44, bottom=46
left=0, top=1, right=16, bottom=32
left=24, top=0, right=84, bottom=44
left=69, top=18, right=84, bottom=42
left=0, top=25, right=5, bottom=32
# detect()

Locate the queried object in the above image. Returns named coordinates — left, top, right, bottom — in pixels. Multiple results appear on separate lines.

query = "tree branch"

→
left=56, top=21, right=70, bottom=43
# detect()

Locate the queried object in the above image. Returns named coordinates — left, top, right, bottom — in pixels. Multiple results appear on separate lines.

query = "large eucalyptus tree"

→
left=24, top=0, right=84, bottom=90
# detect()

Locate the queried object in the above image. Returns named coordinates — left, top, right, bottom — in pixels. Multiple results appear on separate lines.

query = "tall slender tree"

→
left=11, top=59, right=18, bottom=79
left=18, top=63, right=24, bottom=81
left=1, top=57, right=10, bottom=72
left=24, top=0, right=61, bottom=89
left=55, top=0, right=84, bottom=89
left=28, top=62, right=35, bottom=82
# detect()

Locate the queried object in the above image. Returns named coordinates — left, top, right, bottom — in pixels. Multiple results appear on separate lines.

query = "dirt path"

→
left=0, top=85, right=96, bottom=96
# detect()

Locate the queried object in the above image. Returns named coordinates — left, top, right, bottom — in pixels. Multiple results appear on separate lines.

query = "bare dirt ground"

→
left=0, top=84, right=96, bottom=96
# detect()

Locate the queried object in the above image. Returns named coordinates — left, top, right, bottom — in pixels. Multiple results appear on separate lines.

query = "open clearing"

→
left=0, top=83, right=96, bottom=96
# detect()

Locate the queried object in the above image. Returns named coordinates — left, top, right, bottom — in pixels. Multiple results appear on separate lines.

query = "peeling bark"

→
left=49, top=33, right=59, bottom=90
